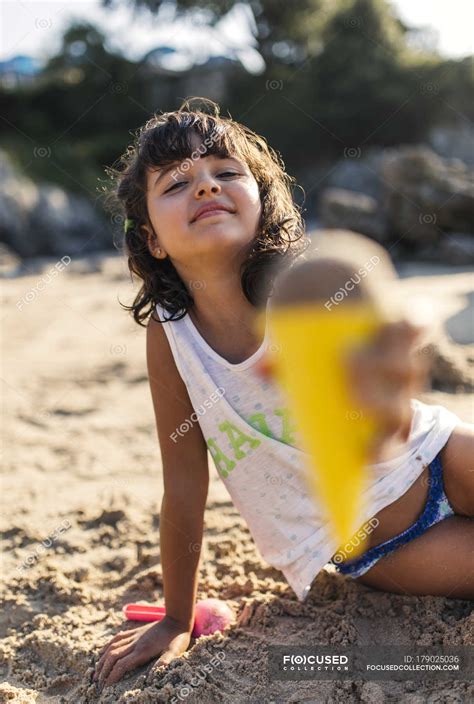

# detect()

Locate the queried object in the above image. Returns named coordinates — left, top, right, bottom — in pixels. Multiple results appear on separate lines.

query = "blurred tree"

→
left=98, top=0, right=468, bottom=161
left=431, top=56, right=474, bottom=127
left=307, top=0, right=422, bottom=148
left=101, top=0, right=335, bottom=65
left=1, top=0, right=472, bottom=227
left=0, top=22, right=151, bottom=196
left=207, top=0, right=431, bottom=168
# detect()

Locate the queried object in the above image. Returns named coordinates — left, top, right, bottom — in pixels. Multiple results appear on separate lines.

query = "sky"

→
left=1, top=0, right=473, bottom=66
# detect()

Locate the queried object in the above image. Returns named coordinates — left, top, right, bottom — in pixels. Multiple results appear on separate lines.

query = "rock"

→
left=381, top=146, right=474, bottom=249
left=429, top=123, right=474, bottom=168
left=445, top=290, right=474, bottom=345
left=421, top=338, right=473, bottom=392
left=324, top=148, right=385, bottom=201
left=318, top=188, right=387, bottom=242
left=437, top=232, right=474, bottom=265
left=0, top=150, right=111, bottom=258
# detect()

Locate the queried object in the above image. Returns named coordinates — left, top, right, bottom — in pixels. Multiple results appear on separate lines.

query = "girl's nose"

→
left=196, top=180, right=221, bottom=197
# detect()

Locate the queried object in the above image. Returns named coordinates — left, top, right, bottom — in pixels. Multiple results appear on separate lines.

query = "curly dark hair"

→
left=105, top=97, right=310, bottom=326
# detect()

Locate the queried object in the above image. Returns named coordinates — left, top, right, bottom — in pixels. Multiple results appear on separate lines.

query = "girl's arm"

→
left=93, top=315, right=209, bottom=689
left=146, top=314, right=209, bottom=630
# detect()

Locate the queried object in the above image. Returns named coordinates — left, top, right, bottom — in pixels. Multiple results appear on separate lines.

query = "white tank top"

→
left=154, top=300, right=461, bottom=601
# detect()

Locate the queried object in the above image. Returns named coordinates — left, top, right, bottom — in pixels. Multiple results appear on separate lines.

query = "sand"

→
left=1, top=253, right=473, bottom=703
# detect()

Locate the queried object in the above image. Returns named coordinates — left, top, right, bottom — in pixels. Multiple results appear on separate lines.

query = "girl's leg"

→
left=354, top=516, right=474, bottom=598
left=355, top=424, right=474, bottom=598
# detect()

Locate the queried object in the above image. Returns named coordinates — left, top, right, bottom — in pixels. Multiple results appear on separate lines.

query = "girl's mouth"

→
left=194, top=209, right=234, bottom=222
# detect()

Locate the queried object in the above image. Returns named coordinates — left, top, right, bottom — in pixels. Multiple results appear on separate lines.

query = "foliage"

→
left=1, top=0, right=472, bottom=202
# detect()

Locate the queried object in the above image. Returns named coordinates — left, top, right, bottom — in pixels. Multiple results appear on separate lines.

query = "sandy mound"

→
left=1, top=254, right=472, bottom=702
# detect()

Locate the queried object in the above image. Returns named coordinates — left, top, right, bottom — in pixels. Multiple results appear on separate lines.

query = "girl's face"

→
left=143, top=140, right=262, bottom=266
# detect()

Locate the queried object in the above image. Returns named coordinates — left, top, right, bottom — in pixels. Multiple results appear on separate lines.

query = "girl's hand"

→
left=93, top=616, right=192, bottom=689
left=255, top=318, right=428, bottom=461
left=344, top=319, right=428, bottom=460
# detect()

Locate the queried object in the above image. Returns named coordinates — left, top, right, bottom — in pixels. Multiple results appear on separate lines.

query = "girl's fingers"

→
left=94, top=637, right=135, bottom=680
left=376, top=319, right=424, bottom=351
left=346, top=331, right=428, bottom=416
left=98, top=643, right=137, bottom=687
left=374, top=347, right=428, bottom=387
left=370, top=319, right=423, bottom=363
left=104, top=644, right=166, bottom=687
left=95, top=641, right=122, bottom=675
left=97, top=629, right=136, bottom=658
left=348, top=342, right=420, bottom=384
left=103, top=651, right=143, bottom=687
left=349, top=364, right=412, bottom=441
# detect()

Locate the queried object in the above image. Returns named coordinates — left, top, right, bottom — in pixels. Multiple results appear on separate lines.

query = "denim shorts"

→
left=330, top=451, right=456, bottom=578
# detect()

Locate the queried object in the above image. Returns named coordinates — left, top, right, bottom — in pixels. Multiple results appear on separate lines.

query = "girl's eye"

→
left=164, top=181, right=184, bottom=194
left=163, top=172, right=239, bottom=194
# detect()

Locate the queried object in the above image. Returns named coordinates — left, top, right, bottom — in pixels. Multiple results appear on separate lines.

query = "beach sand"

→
left=1, top=253, right=473, bottom=703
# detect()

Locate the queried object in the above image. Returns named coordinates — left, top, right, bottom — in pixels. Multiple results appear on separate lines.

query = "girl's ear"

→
left=141, top=224, right=165, bottom=259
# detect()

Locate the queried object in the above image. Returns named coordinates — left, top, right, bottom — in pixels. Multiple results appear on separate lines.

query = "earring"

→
left=156, top=248, right=161, bottom=254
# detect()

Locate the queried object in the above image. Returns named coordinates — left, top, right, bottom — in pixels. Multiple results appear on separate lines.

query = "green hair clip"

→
left=124, top=218, right=135, bottom=233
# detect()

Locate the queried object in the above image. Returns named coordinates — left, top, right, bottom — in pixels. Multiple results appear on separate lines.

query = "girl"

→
left=94, top=98, right=473, bottom=689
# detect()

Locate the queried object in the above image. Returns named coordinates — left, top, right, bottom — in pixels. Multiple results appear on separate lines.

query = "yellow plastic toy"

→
left=255, top=302, right=384, bottom=557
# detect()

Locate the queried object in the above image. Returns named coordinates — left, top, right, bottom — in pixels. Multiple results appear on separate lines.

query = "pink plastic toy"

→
left=123, top=598, right=234, bottom=638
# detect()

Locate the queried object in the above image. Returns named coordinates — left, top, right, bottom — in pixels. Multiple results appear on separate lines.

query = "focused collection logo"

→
left=282, top=653, right=349, bottom=671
